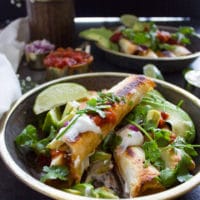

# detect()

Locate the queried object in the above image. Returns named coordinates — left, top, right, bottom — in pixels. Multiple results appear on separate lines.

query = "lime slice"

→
left=143, top=64, right=164, bottom=80
left=33, top=83, right=88, bottom=115
left=120, top=14, right=138, bottom=27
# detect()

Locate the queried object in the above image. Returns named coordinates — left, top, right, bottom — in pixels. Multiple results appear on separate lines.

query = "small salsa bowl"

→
left=44, top=47, right=94, bottom=80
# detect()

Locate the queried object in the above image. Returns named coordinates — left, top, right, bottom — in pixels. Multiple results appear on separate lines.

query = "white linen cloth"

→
left=0, top=18, right=29, bottom=118
left=0, top=18, right=29, bottom=72
left=0, top=54, right=22, bottom=118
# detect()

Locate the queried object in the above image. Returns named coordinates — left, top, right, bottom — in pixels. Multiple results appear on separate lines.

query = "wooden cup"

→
left=26, top=0, right=75, bottom=47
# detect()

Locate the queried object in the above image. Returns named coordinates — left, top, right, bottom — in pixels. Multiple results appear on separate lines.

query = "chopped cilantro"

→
left=158, top=168, right=177, bottom=187
left=15, top=125, right=38, bottom=152
left=168, top=137, right=200, bottom=157
left=40, top=165, right=68, bottom=182
left=178, top=26, right=195, bottom=35
left=15, top=124, right=56, bottom=155
left=152, top=128, right=171, bottom=147
left=78, top=92, right=124, bottom=118
left=158, top=149, right=194, bottom=187
left=142, top=140, right=161, bottom=163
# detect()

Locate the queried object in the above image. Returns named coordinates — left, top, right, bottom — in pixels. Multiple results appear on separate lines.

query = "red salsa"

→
left=44, top=48, right=93, bottom=69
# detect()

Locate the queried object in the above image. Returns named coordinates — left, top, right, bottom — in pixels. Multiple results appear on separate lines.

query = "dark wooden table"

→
left=1, top=17, right=200, bottom=200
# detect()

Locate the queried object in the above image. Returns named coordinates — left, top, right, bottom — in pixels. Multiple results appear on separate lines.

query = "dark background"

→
left=1, top=0, right=200, bottom=24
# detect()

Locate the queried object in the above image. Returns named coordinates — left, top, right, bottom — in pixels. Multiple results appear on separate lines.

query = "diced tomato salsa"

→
left=44, top=48, right=93, bottom=69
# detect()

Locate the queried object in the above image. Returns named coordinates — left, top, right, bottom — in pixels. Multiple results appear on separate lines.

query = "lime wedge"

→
left=33, top=83, right=88, bottom=115
left=143, top=64, right=164, bottom=80
left=120, top=14, right=138, bottom=27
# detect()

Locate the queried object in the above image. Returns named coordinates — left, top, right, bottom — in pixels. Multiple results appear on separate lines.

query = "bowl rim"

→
left=96, top=25, right=200, bottom=61
left=1, top=72, right=200, bottom=200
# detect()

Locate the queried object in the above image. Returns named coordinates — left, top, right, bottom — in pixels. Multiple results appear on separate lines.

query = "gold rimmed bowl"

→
left=1, top=72, right=200, bottom=200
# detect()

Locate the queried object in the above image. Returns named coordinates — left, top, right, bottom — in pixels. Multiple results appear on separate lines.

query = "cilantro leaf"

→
left=152, top=128, right=171, bottom=147
left=15, top=124, right=56, bottom=155
left=78, top=92, right=123, bottom=119
left=171, top=137, right=199, bottom=157
left=158, top=43, right=175, bottom=51
left=132, top=32, right=151, bottom=45
left=82, top=105, right=107, bottom=118
left=40, top=165, right=68, bottom=182
left=175, top=150, right=194, bottom=181
left=178, top=26, right=195, bottom=35
left=142, top=141, right=161, bottom=163
left=158, top=145, right=194, bottom=187
left=122, top=28, right=135, bottom=40
left=171, top=32, right=190, bottom=45
left=158, top=168, right=177, bottom=188
left=126, top=104, right=150, bottom=125
left=97, top=92, right=122, bottom=104
left=142, top=139, right=165, bottom=170
left=15, top=125, right=38, bottom=152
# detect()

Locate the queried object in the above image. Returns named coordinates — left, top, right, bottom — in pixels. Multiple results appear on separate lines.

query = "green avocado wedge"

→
left=79, top=27, right=118, bottom=51
left=128, top=90, right=195, bottom=143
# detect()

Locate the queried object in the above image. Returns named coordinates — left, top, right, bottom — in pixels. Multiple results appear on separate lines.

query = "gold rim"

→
left=1, top=72, right=200, bottom=200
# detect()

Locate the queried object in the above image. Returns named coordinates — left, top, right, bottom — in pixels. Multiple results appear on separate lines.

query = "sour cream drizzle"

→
left=59, top=114, right=101, bottom=142
left=116, top=125, right=144, bottom=153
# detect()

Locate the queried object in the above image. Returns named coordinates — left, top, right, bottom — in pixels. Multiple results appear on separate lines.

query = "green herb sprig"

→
left=15, top=124, right=56, bottom=155
left=40, top=165, right=69, bottom=182
left=127, top=118, right=200, bottom=187
left=122, top=21, right=195, bottom=52
left=78, top=92, right=124, bottom=118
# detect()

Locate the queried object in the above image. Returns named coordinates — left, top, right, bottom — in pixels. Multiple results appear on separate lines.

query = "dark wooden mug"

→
left=26, top=0, right=75, bottom=47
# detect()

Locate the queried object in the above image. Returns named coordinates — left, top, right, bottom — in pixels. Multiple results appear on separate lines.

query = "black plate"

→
left=96, top=26, right=200, bottom=73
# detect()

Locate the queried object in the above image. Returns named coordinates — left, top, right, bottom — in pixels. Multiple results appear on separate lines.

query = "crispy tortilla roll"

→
left=113, top=125, right=164, bottom=197
left=48, top=75, right=155, bottom=184
left=114, top=146, right=164, bottom=197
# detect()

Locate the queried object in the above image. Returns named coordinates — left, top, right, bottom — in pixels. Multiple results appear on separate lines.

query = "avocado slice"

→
left=79, top=27, right=118, bottom=50
left=129, top=90, right=195, bottom=143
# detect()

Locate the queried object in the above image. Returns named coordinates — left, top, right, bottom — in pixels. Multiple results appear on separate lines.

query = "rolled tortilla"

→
left=114, top=146, right=165, bottom=197
left=48, top=75, right=155, bottom=185
left=113, top=124, right=165, bottom=197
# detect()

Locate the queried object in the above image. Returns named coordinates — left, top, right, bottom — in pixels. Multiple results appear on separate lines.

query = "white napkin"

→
left=0, top=18, right=29, bottom=118
left=0, top=54, right=22, bottom=118
left=0, top=17, right=29, bottom=72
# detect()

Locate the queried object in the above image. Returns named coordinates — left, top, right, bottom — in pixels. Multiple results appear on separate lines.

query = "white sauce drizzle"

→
left=60, top=114, right=101, bottom=142
left=116, top=125, right=144, bottom=152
